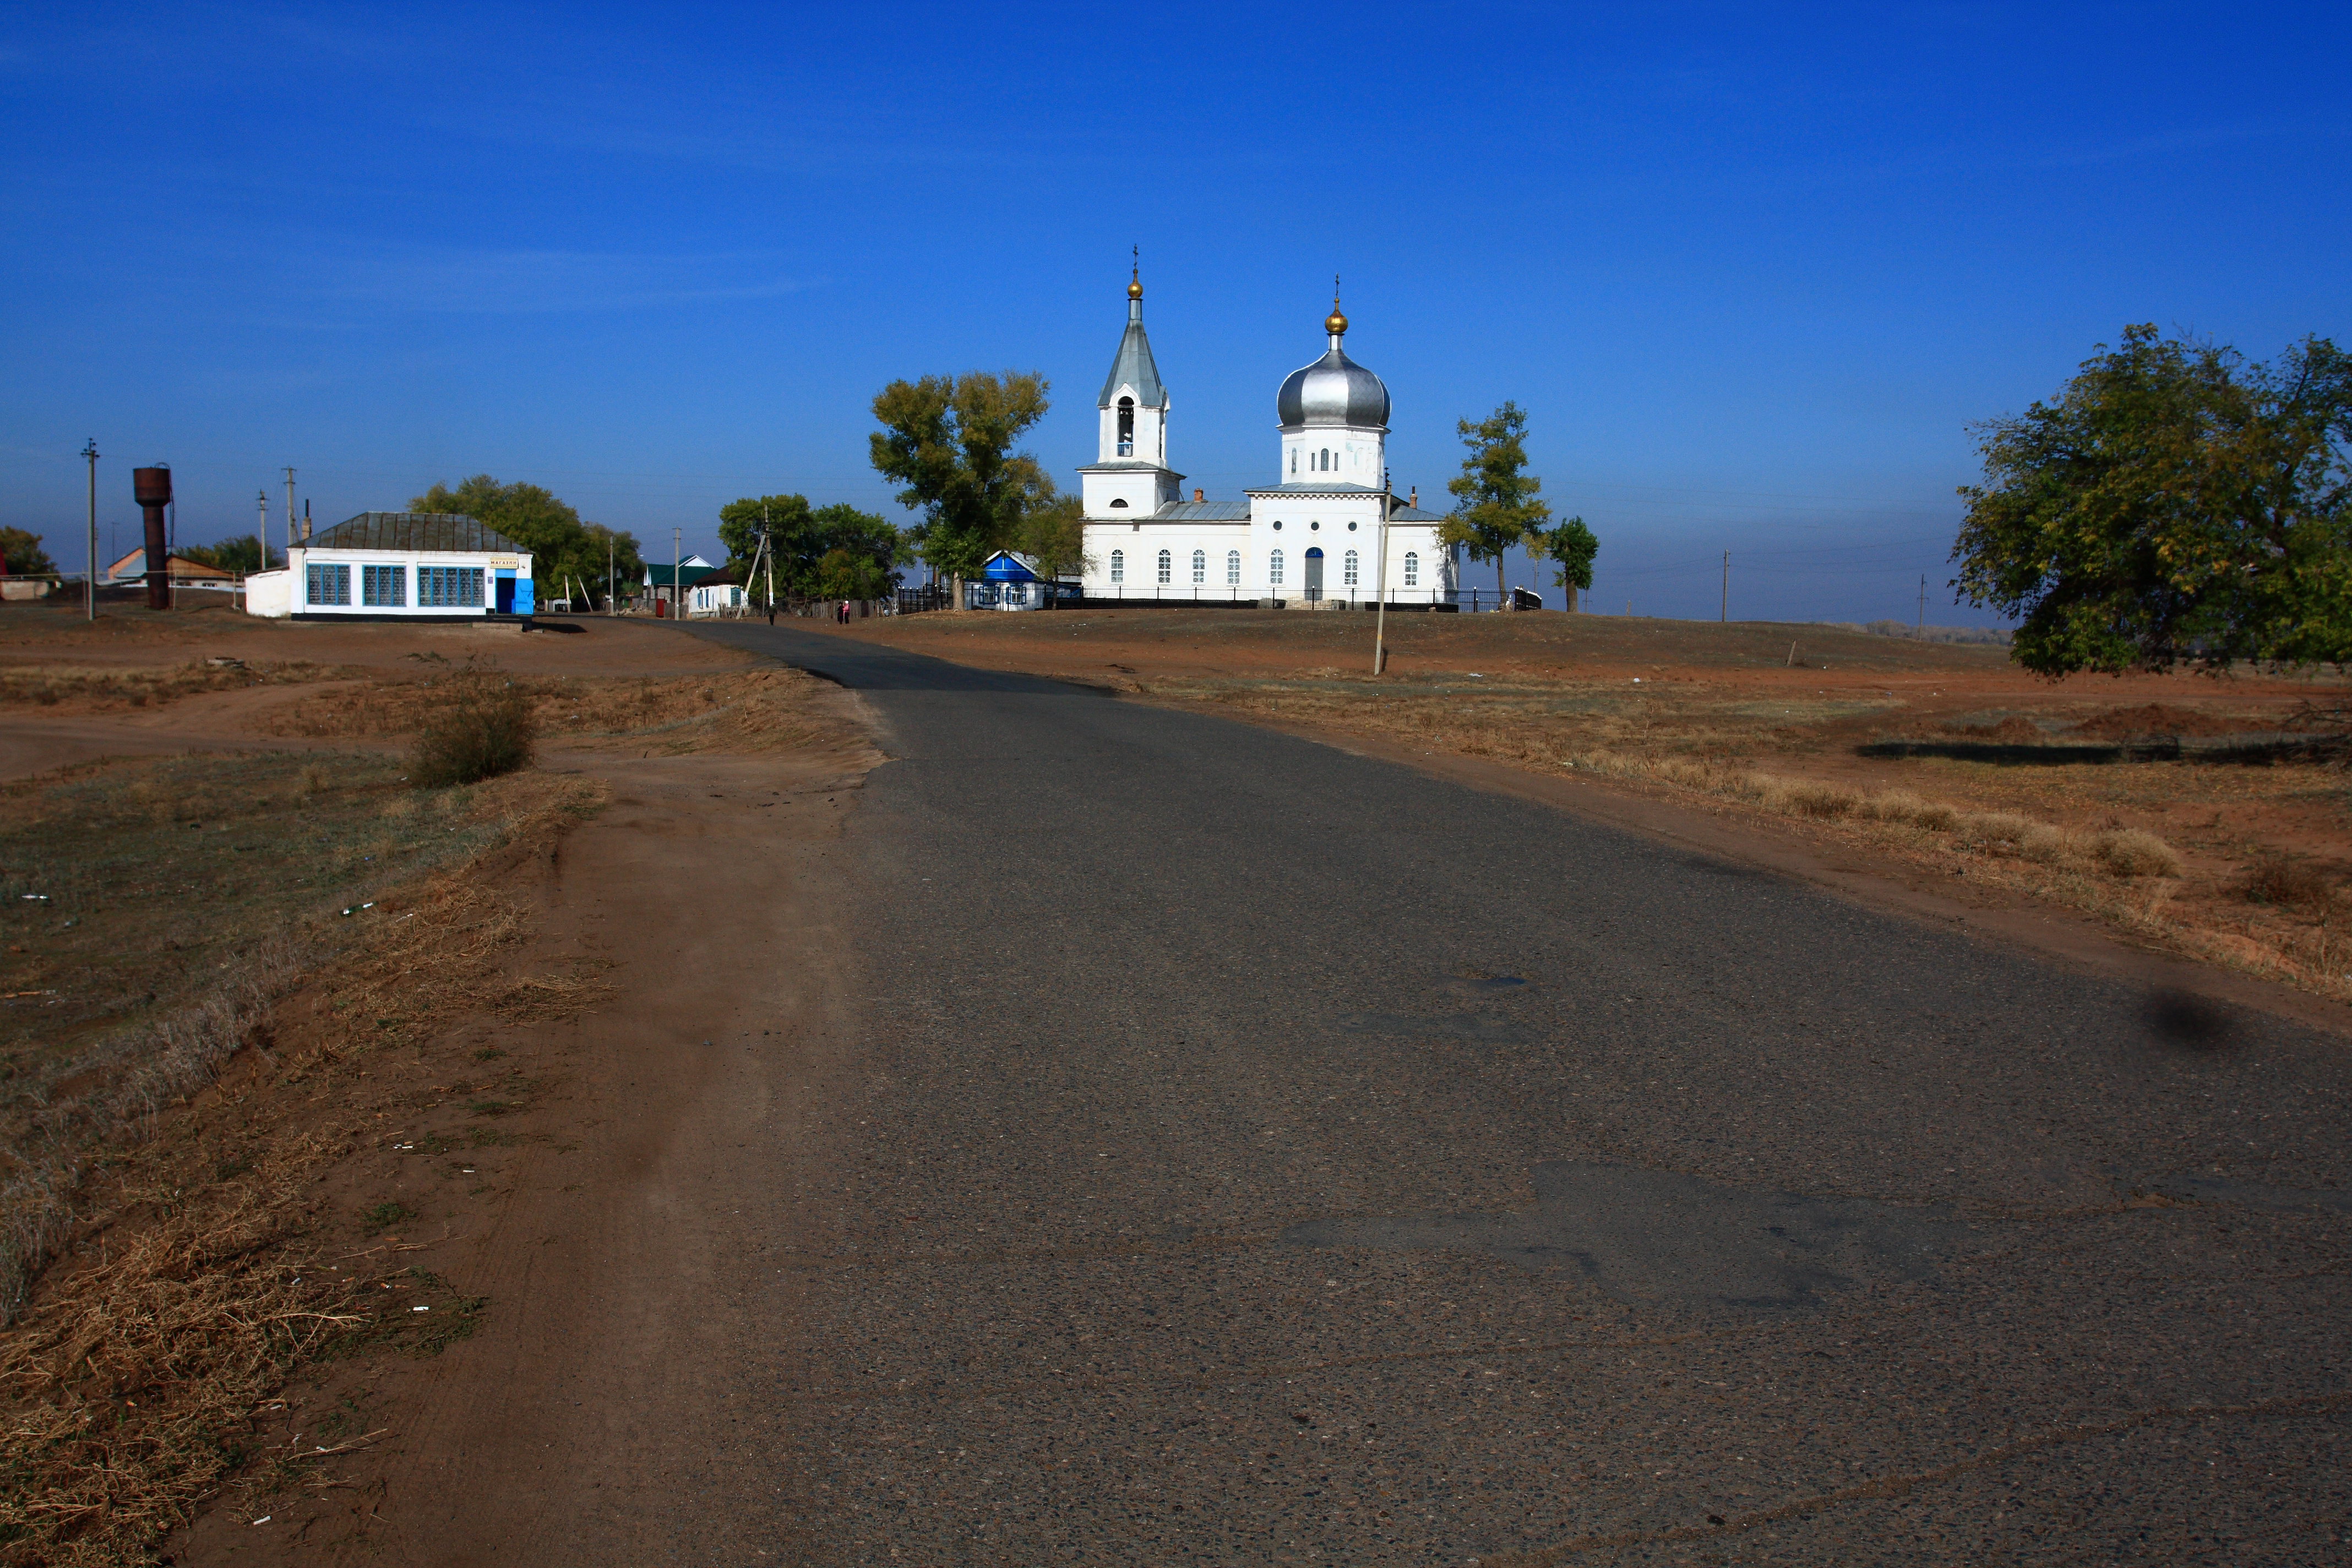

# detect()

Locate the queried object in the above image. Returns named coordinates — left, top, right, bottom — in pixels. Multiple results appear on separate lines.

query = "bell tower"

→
left=1079, top=258, right=1183, bottom=520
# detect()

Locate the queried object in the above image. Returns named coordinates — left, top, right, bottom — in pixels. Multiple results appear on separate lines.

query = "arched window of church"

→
left=1290, top=448, right=1297, bottom=475
left=1110, top=549, right=1124, bottom=584
left=1225, top=549, right=1240, bottom=585
left=1319, top=448, right=1330, bottom=471
left=1118, top=396, right=1135, bottom=456
left=1156, top=548, right=1172, bottom=584
left=1190, top=549, right=1205, bottom=585
left=1343, top=549, right=1359, bottom=587
left=1269, top=549, right=1284, bottom=585
left=1403, top=551, right=1419, bottom=587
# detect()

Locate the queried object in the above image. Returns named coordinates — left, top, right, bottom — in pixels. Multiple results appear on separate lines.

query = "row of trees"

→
left=716, top=494, right=903, bottom=603
left=411, top=476, right=646, bottom=603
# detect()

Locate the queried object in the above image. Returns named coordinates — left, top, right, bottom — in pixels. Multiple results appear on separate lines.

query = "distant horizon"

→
left=6, top=3, right=2344, bottom=627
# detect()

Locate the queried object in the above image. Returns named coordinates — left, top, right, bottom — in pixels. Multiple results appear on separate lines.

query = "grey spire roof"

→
left=1097, top=296, right=1166, bottom=410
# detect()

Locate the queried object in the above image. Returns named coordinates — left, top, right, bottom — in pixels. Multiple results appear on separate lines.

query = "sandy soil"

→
left=0, top=604, right=756, bottom=780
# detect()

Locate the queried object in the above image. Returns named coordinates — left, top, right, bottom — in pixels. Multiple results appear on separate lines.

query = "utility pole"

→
left=283, top=466, right=297, bottom=561
left=81, top=439, right=99, bottom=620
left=1371, top=467, right=1392, bottom=674
left=672, top=527, right=682, bottom=619
left=1721, top=550, right=1729, bottom=623
left=1917, top=574, right=1927, bottom=636
left=607, top=533, right=615, bottom=614
left=257, top=491, right=270, bottom=569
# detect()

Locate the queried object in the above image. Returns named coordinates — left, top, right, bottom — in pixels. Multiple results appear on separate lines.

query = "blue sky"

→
left=3, top=2, right=2345, bottom=622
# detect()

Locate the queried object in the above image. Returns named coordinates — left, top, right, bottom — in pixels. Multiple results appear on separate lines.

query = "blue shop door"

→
left=494, top=571, right=516, bottom=613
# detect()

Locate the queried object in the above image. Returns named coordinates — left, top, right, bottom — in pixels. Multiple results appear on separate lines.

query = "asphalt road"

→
left=688, top=619, right=2350, bottom=1565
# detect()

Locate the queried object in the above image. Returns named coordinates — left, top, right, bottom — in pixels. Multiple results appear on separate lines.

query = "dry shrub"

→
left=2242, top=853, right=2333, bottom=910
left=2091, top=828, right=2185, bottom=880
left=1864, top=790, right=1961, bottom=832
left=2017, top=823, right=2076, bottom=864
left=409, top=670, right=535, bottom=787
left=1777, top=781, right=1860, bottom=819
left=1961, top=810, right=2040, bottom=849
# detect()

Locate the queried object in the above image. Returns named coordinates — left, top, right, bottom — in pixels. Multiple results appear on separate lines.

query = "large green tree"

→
left=0, top=527, right=56, bottom=576
left=1535, top=515, right=1598, bottom=612
left=1441, top=401, right=1552, bottom=600
left=411, top=475, right=644, bottom=605
left=1954, top=325, right=2352, bottom=674
left=717, top=493, right=905, bottom=603
left=868, top=372, right=1061, bottom=585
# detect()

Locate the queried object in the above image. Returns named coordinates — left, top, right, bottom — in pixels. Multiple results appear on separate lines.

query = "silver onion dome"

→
left=1277, top=310, right=1391, bottom=429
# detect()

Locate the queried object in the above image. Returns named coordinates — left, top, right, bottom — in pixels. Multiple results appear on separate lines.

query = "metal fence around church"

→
left=889, top=582, right=1547, bottom=615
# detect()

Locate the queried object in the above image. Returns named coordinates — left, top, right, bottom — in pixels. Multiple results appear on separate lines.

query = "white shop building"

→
left=1078, top=274, right=1456, bottom=607
left=243, top=513, right=535, bottom=620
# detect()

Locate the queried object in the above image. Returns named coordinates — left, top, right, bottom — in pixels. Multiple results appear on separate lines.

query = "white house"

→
left=242, top=513, right=535, bottom=620
left=1078, top=273, right=1456, bottom=607
left=640, top=555, right=717, bottom=617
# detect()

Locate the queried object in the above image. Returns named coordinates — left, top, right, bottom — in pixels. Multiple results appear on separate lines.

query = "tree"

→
left=1536, top=515, right=1598, bottom=612
left=0, top=527, right=56, bottom=576
left=181, top=534, right=269, bottom=575
left=1009, top=494, right=1088, bottom=580
left=815, top=547, right=891, bottom=602
left=868, top=371, right=1061, bottom=586
left=1954, top=325, right=2352, bottom=675
left=1441, top=401, right=1551, bottom=600
left=411, top=475, right=643, bottom=605
left=717, top=494, right=905, bottom=605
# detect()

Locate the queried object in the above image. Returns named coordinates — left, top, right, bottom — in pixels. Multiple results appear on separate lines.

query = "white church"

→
left=1078, top=274, right=1457, bottom=607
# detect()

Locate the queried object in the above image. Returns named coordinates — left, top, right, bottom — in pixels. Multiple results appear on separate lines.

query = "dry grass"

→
left=257, top=661, right=833, bottom=750
left=0, top=660, right=341, bottom=713
left=0, top=753, right=526, bottom=1323
left=0, top=769, right=606, bottom=1565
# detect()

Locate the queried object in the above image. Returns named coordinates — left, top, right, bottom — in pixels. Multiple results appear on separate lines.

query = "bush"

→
left=2242, top=853, right=2331, bottom=909
left=2091, top=828, right=2184, bottom=879
left=409, top=673, right=535, bottom=786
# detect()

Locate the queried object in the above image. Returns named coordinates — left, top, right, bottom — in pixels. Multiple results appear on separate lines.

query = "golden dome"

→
left=1325, top=307, right=1348, bottom=336
left=1129, top=276, right=1143, bottom=300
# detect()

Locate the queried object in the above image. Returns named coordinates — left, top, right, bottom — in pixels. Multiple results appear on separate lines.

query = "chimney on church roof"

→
left=1194, top=488, right=1204, bottom=503
left=1408, top=486, right=1418, bottom=508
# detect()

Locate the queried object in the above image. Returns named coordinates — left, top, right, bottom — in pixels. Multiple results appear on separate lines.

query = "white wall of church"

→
left=1280, top=428, right=1385, bottom=487
left=1081, top=467, right=1181, bottom=519
left=1081, top=518, right=1452, bottom=603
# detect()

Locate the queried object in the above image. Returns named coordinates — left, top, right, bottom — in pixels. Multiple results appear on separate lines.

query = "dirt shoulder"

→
left=161, top=736, right=875, bottom=1565
left=0, top=603, right=884, bottom=1565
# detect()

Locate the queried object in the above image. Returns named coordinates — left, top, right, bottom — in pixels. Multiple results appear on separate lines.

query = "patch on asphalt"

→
left=1280, top=1161, right=1974, bottom=1315
left=2142, top=1173, right=2352, bottom=1215
left=1332, top=1011, right=1530, bottom=1044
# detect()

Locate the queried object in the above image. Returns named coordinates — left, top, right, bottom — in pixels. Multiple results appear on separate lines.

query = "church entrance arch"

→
left=1303, top=546, right=1325, bottom=602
